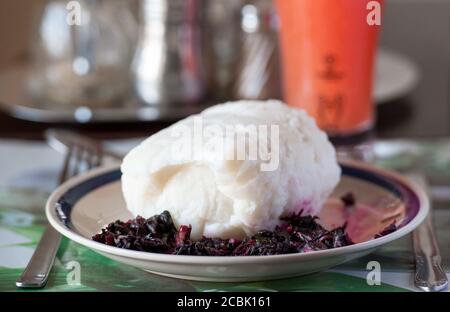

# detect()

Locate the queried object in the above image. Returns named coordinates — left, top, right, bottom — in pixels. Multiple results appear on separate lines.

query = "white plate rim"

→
left=46, top=159, right=429, bottom=265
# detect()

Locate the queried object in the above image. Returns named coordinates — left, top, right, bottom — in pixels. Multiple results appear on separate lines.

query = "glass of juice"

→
left=275, top=0, right=383, bottom=142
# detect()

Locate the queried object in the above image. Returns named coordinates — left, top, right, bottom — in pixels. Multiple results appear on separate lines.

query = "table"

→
left=0, top=0, right=449, bottom=140
left=0, top=0, right=449, bottom=292
left=0, top=138, right=449, bottom=292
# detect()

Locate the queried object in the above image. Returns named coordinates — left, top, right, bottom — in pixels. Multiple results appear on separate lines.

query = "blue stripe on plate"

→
left=56, top=170, right=121, bottom=224
left=55, top=165, right=412, bottom=225
left=341, top=165, right=402, bottom=198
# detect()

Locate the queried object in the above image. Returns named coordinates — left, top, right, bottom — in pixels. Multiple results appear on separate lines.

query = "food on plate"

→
left=93, top=100, right=399, bottom=256
left=92, top=208, right=397, bottom=256
left=92, top=210, right=353, bottom=256
left=121, top=100, right=341, bottom=240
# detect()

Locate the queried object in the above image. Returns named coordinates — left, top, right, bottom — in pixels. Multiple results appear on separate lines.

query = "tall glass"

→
left=275, top=0, right=383, bottom=141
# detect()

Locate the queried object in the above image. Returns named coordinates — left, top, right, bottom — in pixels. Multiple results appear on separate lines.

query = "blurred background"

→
left=0, top=0, right=448, bottom=140
left=0, top=0, right=450, bottom=293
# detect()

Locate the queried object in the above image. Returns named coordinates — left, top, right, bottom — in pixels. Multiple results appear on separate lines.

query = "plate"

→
left=374, top=49, right=420, bottom=104
left=46, top=160, right=428, bottom=282
left=0, top=49, right=419, bottom=123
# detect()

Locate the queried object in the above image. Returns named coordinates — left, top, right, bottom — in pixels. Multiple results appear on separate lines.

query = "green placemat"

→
left=1, top=140, right=449, bottom=292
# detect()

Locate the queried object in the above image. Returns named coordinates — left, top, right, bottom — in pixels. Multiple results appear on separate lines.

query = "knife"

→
left=409, top=174, right=448, bottom=292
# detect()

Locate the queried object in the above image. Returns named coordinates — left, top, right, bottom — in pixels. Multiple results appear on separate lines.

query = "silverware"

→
left=45, top=129, right=123, bottom=161
left=409, top=174, right=448, bottom=292
left=16, top=134, right=105, bottom=288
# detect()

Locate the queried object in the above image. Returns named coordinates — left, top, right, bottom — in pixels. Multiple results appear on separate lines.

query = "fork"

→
left=408, top=173, right=448, bottom=292
left=16, top=136, right=104, bottom=288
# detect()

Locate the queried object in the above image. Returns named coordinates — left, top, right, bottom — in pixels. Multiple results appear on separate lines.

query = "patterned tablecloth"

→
left=0, top=139, right=449, bottom=292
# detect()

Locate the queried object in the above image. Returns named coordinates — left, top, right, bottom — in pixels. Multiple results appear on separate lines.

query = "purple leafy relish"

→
left=340, top=192, right=356, bottom=207
left=92, top=210, right=396, bottom=256
left=374, top=221, right=398, bottom=238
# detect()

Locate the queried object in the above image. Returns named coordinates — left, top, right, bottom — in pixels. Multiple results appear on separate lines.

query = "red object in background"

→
left=276, top=0, right=383, bottom=137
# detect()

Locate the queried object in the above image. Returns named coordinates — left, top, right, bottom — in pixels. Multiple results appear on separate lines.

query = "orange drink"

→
left=275, top=0, right=383, bottom=137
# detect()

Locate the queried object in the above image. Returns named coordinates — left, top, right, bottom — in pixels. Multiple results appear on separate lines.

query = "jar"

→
left=133, top=0, right=205, bottom=106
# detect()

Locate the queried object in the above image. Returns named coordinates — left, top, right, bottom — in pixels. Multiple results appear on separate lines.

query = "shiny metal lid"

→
left=141, top=0, right=201, bottom=24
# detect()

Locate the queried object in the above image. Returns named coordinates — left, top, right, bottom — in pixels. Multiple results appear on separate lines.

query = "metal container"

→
left=233, top=0, right=281, bottom=100
left=203, top=0, right=243, bottom=101
left=133, top=0, right=205, bottom=106
left=29, top=0, right=138, bottom=108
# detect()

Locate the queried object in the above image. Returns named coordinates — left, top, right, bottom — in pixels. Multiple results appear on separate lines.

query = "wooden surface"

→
left=0, top=0, right=448, bottom=140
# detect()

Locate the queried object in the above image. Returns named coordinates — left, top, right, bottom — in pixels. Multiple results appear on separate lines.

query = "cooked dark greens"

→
left=92, top=207, right=398, bottom=256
